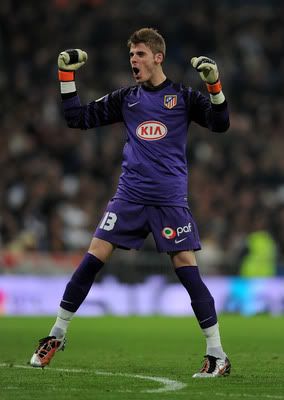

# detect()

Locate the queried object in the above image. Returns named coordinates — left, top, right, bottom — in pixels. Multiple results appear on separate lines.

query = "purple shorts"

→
left=94, top=199, right=201, bottom=253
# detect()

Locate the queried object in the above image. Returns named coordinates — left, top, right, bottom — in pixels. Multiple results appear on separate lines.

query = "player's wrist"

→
left=58, top=70, right=75, bottom=81
left=206, top=80, right=225, bottom=105
left=209, top=91, right=225, bottom=105
left=206, top=80, right=222, bottom=94
left=58, top=70, right=76, bottom=95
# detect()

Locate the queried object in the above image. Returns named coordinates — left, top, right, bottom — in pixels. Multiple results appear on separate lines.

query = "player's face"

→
left=129, top=43, right=163, bottom=85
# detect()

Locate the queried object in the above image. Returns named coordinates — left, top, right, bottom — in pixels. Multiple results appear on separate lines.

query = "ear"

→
left=154, top=52, right=164, bottom=64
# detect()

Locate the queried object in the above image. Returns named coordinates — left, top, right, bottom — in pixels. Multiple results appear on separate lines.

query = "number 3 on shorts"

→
left=99, top=212, right=118, bottom=231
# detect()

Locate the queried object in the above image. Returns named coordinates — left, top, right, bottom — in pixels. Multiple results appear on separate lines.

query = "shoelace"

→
left=36, top=336, right=58, bottom=355
left=201, top=355, right=219, bottom=373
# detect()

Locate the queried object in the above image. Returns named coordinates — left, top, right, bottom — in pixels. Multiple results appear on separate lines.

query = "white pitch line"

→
left=0, top=363, right=186, bottom=393
left=215, top=393, right=284, bottom=399
left=94, top=370, right=186, bottom=393
left=1, top=364, right=283, bottom=399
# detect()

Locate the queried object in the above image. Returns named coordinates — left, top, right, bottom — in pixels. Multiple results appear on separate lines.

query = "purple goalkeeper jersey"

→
left=62, top=78, right=229, bottom=206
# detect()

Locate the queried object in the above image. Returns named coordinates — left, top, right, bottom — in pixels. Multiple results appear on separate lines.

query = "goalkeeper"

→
left=30, top=28, right=231, bottom=378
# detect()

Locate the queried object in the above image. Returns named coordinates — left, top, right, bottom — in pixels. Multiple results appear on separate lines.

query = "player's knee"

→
left=170, top=250, right=197, bottom=268
left=88, top=237, right=115, bottom=262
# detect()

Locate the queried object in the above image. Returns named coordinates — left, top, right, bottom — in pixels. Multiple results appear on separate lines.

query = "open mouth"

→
left=132, top=67, right=140, bottom=76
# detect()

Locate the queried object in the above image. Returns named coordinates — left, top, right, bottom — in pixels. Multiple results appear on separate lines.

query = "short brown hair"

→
left=127, top=28, right=166, bottom=59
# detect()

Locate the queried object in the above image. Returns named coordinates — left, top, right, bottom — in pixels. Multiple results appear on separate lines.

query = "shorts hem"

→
left=93, top=233, right=142, bottom=251
left=157, top=246, right=202, bottom=254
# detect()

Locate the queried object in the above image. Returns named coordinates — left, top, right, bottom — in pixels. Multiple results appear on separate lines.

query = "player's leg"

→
left=149, top=205, right=230, bottom=377
left=30, top=238, right=114, bottom=368
left=49, top=238, right=114, bottom=339
left=30, top=199, right=149, bottom=368
left=171, top=250, right=231, bottom=377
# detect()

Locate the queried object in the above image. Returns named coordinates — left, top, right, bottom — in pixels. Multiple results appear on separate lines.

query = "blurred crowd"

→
left=0, top=0, right=284, bottom=275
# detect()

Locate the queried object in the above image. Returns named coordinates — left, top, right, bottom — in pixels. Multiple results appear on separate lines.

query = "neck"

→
left=144, top=71, right=167, bottom=88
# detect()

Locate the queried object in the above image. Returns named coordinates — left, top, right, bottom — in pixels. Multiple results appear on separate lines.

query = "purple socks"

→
left=60, top=256, right=216, bottom=327
left=60, top=253, right=104, bottom=312
left=175, top=266, right=217, bottom=329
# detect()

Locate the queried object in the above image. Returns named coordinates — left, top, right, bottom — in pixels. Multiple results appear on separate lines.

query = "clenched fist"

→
left=191, top=56, right=219, bottom=84
left=58, top=49, right=88, bottom=71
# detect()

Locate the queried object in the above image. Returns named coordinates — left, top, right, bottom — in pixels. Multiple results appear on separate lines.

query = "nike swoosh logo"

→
left=199, top=316, right=213, bottom=324
left=128, top=101, right=140, bottom=108
left=174, top=237, right=187, bottom=244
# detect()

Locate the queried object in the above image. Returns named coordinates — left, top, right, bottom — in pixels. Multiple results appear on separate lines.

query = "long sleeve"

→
left=188, top=89, right=230, bottom=133
left=61, top=89, right=125, bottom=130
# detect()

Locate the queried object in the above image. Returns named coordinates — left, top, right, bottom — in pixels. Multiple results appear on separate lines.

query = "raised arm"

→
left=58, top=49, right=124, bottom=129
left=189, top=56, right=230, bottom=133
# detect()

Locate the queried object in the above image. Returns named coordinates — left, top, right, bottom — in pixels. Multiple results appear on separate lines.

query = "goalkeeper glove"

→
left=58, top=49, right=88, bottom=72
left=191, top=56, right=219, bottom=84
left=191, top=56, right=225, bottom=104
left=58, top=49, right=88, bottom=95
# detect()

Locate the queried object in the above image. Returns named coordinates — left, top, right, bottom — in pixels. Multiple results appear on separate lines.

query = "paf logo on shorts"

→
left=164, top=95, right=177, bottom=109
left=162, top=227, right=176, bottom=239
left=176, top=222, right=192, bottom=237
left=136, top=121, right=167, bottom=141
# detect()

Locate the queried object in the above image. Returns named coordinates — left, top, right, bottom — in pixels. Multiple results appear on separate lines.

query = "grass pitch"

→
left=0, top=315, right=283, bottom=400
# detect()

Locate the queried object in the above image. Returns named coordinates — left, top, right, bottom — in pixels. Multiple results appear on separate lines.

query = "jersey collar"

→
left=142, top=78, right=171, bottom=92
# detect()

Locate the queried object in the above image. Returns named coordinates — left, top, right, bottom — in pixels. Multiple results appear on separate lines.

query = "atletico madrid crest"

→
left=164, top=95, right=177, bottom=109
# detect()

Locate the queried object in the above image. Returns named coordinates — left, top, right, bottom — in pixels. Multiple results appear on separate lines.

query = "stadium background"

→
left=0, top=0, right=284, bottom=316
